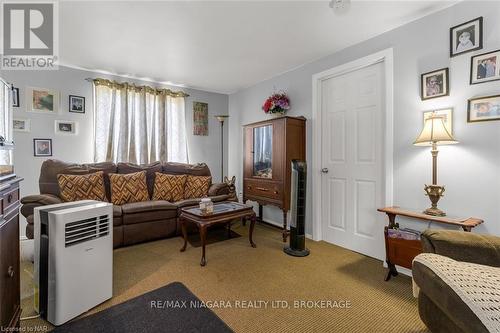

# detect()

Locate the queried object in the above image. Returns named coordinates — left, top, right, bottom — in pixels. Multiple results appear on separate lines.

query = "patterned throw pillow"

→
left=109, top=171, right=149, bottom=205
left=152, top=173, right=187, bottom=202
left=58, top=171, right=107, bottom=202
left=184, top=175, right=211, bottom=199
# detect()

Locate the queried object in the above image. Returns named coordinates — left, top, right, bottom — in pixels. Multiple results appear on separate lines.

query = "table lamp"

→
left=413, top=114, right=458, bottom=216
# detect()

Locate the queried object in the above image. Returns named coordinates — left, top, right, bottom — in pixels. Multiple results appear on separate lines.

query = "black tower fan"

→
left=284, top=160, right=309, bottom=257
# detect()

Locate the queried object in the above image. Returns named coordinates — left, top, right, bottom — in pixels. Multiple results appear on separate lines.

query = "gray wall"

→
left=229, top=1, right=500, bottom=236
left=2, top=66, right=228, bottom=238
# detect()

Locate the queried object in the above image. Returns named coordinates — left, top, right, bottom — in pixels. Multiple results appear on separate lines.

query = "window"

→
left=93, top=79, right=188, bottom=164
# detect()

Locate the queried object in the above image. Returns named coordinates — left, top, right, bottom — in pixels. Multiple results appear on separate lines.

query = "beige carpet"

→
left=21, top=223, right=428, bottom=332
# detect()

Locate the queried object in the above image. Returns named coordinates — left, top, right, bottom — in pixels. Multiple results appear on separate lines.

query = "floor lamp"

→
left=413, top=114, right=457, bottom=216
left=215, top=115, right=229, bottom=181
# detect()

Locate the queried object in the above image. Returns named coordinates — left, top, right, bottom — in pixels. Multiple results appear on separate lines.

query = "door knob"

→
left=321, top=168, right=329, bottom=174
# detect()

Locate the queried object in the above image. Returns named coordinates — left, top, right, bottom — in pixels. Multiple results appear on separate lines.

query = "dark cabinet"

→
left=0, top=178, right=22, bottom=330
left=243, top=116, right=306, bottom=242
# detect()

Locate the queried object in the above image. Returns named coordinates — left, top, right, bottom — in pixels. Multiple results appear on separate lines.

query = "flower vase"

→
left=270, top=112, right=285, bottom=118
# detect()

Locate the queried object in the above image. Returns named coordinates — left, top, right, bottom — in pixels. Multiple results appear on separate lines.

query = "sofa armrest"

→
left=421, top=229, right=500, bottom=267
left=20, top=194, right=63, bottom=219
left=208, top=183, right=229, bottom=196
left=21, top=193, right=62, bottom=205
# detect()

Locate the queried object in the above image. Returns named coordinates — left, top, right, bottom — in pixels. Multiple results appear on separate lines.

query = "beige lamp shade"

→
left=414, top=115, right=458, bottom=146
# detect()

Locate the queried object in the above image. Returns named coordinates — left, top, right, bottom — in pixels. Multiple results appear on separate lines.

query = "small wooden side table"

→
left=377, top=206, right=483, bottom=281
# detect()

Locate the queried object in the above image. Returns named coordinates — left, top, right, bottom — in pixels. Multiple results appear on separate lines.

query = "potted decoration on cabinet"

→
left=262, top=92, right=290, bottom=116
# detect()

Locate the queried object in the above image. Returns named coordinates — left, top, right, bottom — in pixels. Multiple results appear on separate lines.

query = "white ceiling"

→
left=59, top=1, right=457, bottom=94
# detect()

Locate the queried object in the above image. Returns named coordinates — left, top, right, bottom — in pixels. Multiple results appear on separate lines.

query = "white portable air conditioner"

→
left=33, top=200, right=113, bottom=326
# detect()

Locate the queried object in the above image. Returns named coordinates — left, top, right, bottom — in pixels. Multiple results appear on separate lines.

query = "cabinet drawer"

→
left=3, top=187, right=19, bottom=214
left=244, top=180, right=282, bottom=200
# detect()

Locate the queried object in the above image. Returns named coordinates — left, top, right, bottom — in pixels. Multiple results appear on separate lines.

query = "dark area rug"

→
left=188, top=228, right=241, bottom=248
left=51, top=282, right=233, bottom=333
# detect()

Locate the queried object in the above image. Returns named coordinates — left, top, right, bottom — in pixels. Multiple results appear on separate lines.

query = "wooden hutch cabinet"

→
left=243, top=116, right=306, bottom=242
left=0, top=178, right=23, bottom=330
left=0, top=81, right=22, bottom=331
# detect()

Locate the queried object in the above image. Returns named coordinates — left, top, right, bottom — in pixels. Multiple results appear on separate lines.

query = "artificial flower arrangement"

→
left=262, top=92, right=290, bottom=115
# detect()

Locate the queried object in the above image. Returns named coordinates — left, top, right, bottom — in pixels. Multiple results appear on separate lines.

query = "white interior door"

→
left=320, top=62, right=385, bottom=260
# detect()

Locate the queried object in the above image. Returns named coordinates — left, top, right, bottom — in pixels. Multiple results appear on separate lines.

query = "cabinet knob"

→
left=321, top=168, right=329, bottom=174
left=7, top=194, right=12, bottom=203
left=7, top=266, right=14, bottom=278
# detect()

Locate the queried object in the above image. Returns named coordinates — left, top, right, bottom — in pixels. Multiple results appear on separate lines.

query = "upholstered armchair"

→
left=412, top=229, right=500, bottom=333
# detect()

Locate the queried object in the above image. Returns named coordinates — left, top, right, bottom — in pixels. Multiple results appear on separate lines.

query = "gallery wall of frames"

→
left=11, top=86, right=85, bottom=156
left=420, top=16, right=500, bottom=127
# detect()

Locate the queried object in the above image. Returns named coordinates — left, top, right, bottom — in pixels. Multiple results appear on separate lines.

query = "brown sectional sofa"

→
left=20, top=159, right=232, bottom=248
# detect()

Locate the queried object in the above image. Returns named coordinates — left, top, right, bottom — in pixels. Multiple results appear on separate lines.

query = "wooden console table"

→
left=377, top=206, right=483, bottom=281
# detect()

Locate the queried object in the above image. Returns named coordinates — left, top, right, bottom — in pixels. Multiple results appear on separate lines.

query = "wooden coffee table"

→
left=179, top=202, right=256, bottom=266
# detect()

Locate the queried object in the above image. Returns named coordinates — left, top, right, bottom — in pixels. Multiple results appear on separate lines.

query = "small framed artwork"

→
left=421, top=68, right=449, bottom=100
left=193, top=101, right=208, bottom=136
left=27, top=87, right=59, bottom=113
left=33, top=139, right=53, bottom=157
left=13, top=119, right=30, bottom=132
left=12, top=87, right=20, bottom=107
left=470, top=49, right=500, bottom=85
left=450, top=17, right=483, bottom=57
left=423, top=108, right=453, bottom=134
left=468, top=95, right=500, bottom=123
left=69, top=95, right=85, bottom=113
left=55, top=120, right=77, bottom=135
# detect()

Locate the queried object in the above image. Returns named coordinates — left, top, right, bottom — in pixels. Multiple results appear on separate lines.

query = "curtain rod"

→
left=85, top=77, right=189, bottom=97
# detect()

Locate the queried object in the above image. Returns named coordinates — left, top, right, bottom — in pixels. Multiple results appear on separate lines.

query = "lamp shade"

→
left=414, top=115, right=458, bottom=146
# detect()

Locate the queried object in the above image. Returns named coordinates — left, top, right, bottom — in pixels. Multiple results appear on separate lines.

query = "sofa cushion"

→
left=113, top=205, right=122, bottom=217
left=121, top=200, right=177, bottom=214
left=57, top=171, right=107, bottom=202
left=152, top=173, right=187, bottom=202
left=121, top=201, right=177, bottom=225
left=109, top=171, right=149, bottom=205
left=39, top=159, right=116, bottom=199
left=184, top=175, right=211, bottom=199
left=117, top=162, right=162, bottom=198
left=162, top=162, right=211, bottom=177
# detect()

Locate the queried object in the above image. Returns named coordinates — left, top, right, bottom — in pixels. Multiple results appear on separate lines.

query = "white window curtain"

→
left=93, top=79, right=188, bottom=164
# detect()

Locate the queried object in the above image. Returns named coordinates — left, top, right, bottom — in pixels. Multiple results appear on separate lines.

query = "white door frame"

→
left=311, top=48, right=394, bottom=241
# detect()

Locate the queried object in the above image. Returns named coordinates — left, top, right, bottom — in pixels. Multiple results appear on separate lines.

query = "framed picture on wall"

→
left=423, top=108, right=453, bottom=134
left=468, top=95, right=500, bottom=123
left=12, top=87, right=20, bottom=107
left=55, top=120, right=77, bottom=135
left=420, top=68, right=449, bottom=100
left=69, top=95, right=85, bottom=113
left=33, top=138, right=53, bottom=157
left=193, top=101, right=208, bottom=136
left=27, top=87, right=59, bottom=113
left=470, top=49, right=500, bottom=85
left=13, top=119, right=30, bottom=132
left=450, top=17, right=483, bottom=57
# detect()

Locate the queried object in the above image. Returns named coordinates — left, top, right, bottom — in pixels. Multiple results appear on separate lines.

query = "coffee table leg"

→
left=249, top=213, right=257, bottom=248
left=180, top=218, right=188, bottom=252
left=200, top=225, right=207, bottom=266
left=227, top=221, right=231, bottom=239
